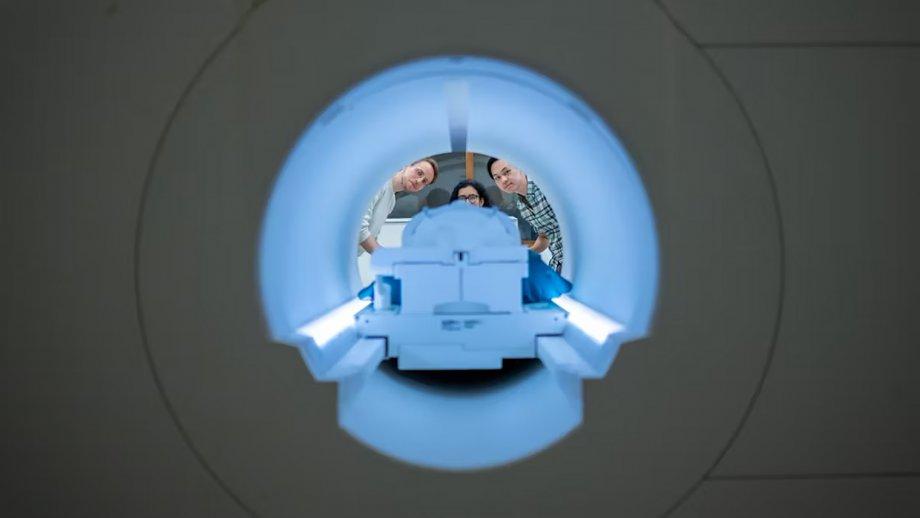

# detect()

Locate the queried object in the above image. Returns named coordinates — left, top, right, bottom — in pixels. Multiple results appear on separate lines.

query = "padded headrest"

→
left=402, top=201, right=521, bottom=249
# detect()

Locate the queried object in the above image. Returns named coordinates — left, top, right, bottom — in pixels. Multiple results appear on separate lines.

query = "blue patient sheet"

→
left=521, top=250, right=572, bottom=303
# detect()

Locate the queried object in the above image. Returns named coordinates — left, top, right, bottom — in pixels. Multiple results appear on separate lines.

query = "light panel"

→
left=552, top=294, right=625, bottom=344
left=295, top=298, right=370, bottom=347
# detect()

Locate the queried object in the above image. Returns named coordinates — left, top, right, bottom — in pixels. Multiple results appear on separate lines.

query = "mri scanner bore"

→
left=259, top=56, right=659, bottom=470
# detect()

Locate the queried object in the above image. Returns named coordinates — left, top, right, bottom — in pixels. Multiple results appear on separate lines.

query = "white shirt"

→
left=357, top=180, right=396, bottom=256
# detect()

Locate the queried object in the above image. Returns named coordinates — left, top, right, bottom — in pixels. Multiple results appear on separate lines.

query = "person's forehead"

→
left=458, top=185, right=477, bottom=193
left=495, top=160, right=515, bottom=173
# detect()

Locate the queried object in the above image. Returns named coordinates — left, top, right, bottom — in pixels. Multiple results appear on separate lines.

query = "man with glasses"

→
left=358, top=158, right=439, bottom=255
left=487, top=158, right=564, bottom=273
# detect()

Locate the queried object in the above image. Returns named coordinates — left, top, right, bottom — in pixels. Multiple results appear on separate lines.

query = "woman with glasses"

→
left=448, top=179, right=493, bottom=208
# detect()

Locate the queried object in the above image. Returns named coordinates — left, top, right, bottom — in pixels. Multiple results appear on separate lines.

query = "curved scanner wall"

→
left=259, top=57, right=658, bottom=470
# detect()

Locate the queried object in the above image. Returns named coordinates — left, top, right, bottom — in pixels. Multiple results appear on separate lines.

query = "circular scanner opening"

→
left=259, top=56, right=658, bottom=470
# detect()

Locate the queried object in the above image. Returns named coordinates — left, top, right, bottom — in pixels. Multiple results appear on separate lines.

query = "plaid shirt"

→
left=516, top=180, right=564, bottom=271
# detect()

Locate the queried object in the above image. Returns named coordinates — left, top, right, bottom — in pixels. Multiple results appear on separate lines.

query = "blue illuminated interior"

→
left=259, top=56, right=658, bottom=470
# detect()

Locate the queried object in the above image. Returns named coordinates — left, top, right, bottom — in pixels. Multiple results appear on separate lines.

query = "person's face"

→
left=457, top=185, right=484, bottom=207
left=490, top=160, right=526, bottom=193
left=401, top=161, right=436, bottom=192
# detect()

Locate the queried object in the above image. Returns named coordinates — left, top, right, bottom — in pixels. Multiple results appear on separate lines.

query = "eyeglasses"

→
left=458, top=194, right=480, bottom=203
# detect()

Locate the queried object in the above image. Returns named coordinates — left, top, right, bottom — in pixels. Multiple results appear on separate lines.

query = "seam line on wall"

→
left=701, top=41, right=920, bottom=49
left=132, top=2, right=272, bottom=517
left=652, top=1, right=790, bottom=516
left=708, top=472, right=920, bottom=481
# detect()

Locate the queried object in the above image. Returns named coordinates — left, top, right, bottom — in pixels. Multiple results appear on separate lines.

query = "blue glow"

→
left=259, top=56, right=658, bottom=470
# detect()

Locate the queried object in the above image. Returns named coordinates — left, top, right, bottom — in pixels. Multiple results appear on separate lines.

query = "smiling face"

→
left=400, top=160, right=436, bottom=192
left=489, top=159, right=527, bottom=194
left=457, top=185, right=483, bottom=207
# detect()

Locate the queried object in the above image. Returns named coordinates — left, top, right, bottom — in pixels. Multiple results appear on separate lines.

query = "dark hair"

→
left=486, top=157, right=499, bottom=179
left=415, top=157, right=439, bottom=183
left=449, top=179, right=493, bottom=207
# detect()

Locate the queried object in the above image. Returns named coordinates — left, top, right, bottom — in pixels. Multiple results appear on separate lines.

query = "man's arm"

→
left=530, top=233, right=550, bottom=253
left=358, top=187, right=384, bottom=252
left=360, top=235, right=381, bottom=254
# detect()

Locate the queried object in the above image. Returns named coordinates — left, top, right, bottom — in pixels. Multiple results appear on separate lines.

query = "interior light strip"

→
left=552, top=294, right=624, bottom=345
left=295, top=298, right=370, bottom=347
